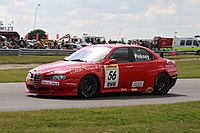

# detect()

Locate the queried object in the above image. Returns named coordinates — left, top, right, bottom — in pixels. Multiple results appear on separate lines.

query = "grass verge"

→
left=176, top=60, right=200, bottom=78
left=0, top=56, right=65, bottom=64
left=0, top=68, right=30, bottom=83
left=0, top=101, right=200, bottom=133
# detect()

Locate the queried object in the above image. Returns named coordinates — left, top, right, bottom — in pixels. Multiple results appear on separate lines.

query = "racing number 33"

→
left=104, top=64, right=119, bottom=88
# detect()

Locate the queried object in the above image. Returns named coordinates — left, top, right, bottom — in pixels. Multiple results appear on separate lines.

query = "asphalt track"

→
left=0, top=79, right=199, bottom=112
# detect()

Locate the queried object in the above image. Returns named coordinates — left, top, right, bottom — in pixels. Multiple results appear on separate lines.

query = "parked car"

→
left=26, top=40, right=36, bottom=48
left=80, top=43, right=92, bottom=47
left=26, top=44, right=177, bottom=98
left=66, top=43, right=82, bottom=50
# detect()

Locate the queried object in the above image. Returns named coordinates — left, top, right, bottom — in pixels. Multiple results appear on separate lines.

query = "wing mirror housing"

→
left=104, top=59, right=117, bottom=65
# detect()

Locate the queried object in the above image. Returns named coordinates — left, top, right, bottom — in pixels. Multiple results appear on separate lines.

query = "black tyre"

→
left=153, top=73, right=171, bottom=95
left=79, top=75, right=98, bottom=98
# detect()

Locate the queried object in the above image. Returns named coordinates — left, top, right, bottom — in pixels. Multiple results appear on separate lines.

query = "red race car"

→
left=26, top=44, right=177, bottom=97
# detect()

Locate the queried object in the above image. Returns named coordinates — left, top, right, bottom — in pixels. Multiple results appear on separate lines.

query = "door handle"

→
left=126, top=66, right=134, bottom=68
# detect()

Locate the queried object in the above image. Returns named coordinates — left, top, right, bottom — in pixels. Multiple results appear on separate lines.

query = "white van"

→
left=173, top=37, right=200, bottom=55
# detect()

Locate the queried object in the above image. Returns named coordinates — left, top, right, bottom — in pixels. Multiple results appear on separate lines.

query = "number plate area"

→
left=41, top=80, right=60, bottom=86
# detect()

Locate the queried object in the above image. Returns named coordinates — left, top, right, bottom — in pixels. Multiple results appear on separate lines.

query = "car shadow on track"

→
left=27, top=92, right=187, bottom=101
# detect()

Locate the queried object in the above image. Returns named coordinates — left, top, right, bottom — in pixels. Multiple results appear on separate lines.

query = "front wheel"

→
left=79, top=75, right=98, bottom=98
left=153, top=73, right=171, bottom=95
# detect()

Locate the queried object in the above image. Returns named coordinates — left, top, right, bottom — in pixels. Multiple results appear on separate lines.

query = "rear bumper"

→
left=171, top=75, right=178, bottom=88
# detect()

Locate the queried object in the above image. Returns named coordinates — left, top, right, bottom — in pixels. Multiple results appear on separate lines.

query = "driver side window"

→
left=110, top=48, right=129, bottom=63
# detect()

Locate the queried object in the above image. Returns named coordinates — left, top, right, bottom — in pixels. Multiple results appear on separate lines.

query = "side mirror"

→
left=104, top=59, right=117, bottom=65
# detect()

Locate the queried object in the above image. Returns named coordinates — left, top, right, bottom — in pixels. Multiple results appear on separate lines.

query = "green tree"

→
left=28, top=29, right=46, bottom=40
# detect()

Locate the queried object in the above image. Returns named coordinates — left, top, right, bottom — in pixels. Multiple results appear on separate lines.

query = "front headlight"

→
left=45, top=74, right=67, bottom=80
left=27, top=72, right=33, bottom=78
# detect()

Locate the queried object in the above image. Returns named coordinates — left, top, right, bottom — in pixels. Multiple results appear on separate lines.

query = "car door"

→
left=127, top=47, right=158, bottom=91
left=106, top=47, right=133, bottom=91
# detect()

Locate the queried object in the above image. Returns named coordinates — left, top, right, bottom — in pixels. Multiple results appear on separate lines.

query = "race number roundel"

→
left=104, top=64, right=119, bottom=88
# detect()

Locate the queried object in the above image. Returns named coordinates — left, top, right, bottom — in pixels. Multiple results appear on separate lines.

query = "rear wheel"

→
left=153, top=73, right=171, bottom=95
left=79, top=75, right=98, bottom=98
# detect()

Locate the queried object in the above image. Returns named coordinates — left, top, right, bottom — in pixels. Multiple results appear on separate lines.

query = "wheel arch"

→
left=153, top=71, right=172, bottom=95
left=79, top=73, right=101, bottom=92
left=155, top=71, right=173, bottom=88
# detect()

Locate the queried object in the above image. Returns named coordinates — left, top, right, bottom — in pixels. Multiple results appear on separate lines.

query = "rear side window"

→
left=180, top=40, right=185, bottom=46
left=186, top=40, right=192, bottom=46
left=131, top=48, right=154, bottom=62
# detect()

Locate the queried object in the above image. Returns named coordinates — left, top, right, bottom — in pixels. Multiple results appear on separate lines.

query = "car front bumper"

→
left=25, top=78, right=79, bottom=96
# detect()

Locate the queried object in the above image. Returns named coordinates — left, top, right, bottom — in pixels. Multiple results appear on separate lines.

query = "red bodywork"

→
left=26, top=44, right=177, bottom=96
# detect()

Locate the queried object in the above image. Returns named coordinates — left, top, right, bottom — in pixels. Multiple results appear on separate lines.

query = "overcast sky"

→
left=0, top=0, right=200, bottom=40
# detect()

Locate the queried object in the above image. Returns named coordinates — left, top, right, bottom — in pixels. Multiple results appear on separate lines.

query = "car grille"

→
left=34, top=73, right=41, bottom=87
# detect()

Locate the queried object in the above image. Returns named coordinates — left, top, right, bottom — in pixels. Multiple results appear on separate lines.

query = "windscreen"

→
left=65, top=46, right=112, bottom=62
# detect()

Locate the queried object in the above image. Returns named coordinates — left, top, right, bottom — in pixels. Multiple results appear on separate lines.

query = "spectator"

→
left=53, top=40, right=58, bottom=48
left=35, top=40, right=42, bottom=49
left=61, top=40, right=65, bottom=47
left=18, top=37, right=25, bottom=48
left=108, top=39, right=112, bottom=44
left=10, top=38, right=19, bottom=49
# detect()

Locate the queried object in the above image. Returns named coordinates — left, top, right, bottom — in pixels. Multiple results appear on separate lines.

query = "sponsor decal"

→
left=84, top=65, right=103, bottom=71
left=106, top=65, right=118, bottom=68
left=121, top=88, right=127, bottom=91
left=66, top=83, right=77, bottom=86
left=104, top=64, right=119, bottom=88
left=70, top=68, right=84, bottom=74
left=70, top=65, right=103, bottom=74
left=131, top=88, right=138, bottom=91
left=134, top=54, right=150, bottom=60
left=132, top=81, right=144, bottom=87
left=41, top=80, right=59, bottom=86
